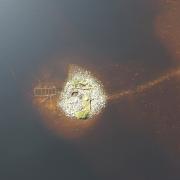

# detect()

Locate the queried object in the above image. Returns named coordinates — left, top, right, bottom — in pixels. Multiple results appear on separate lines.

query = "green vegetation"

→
left=75, top=95, right=91, bottom=119
left=71, top=77, right=94, bottom=119
left=75, top=110, right=89, bottom=119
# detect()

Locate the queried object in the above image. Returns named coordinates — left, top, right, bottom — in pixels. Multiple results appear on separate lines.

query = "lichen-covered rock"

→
left=58, top=65, right=106, bottom=120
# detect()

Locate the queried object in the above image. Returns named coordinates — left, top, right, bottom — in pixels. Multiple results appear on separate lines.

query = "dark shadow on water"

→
left=80, top=102, right=174, bottom=180
left=61, top=0, right=172, bottom=69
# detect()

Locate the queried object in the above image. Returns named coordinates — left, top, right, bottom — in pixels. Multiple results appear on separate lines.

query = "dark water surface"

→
left=1, top=0, right=180, bottom=180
